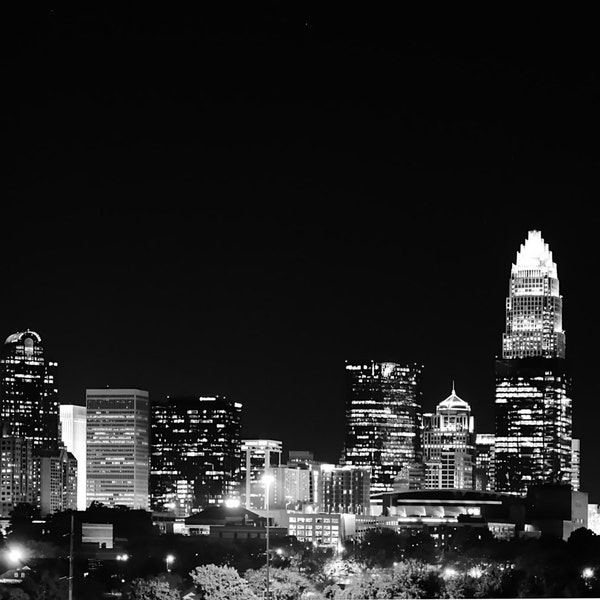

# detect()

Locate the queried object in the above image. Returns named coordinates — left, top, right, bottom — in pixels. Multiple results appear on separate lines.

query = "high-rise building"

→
left=35, top=446, right=78, bottom=516
left=263, top=464, right=312, bottom=509
left=0, top=423, right=35, bottom=518
left=474, top=433, right=496, bottom=492
left=319, top=464, right=370, bottom=515
left=86, top=389, right=150, bottom=510
left=342, top=361, right=423, bottom=499
left=423, top=386, right=475, bottom=490
left=494, top=231, right=573, bottom=495
left=0, top=330, right=59, bottom=451
left=151, top=396, right=242, bottom=516
left=241, top=439, right=282, bottom=510
left=59, top=404, right=87, bottom=510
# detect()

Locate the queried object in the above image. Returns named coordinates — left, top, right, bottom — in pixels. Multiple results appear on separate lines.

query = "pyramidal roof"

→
left=437, top=384, right=471, bottom=412
left=513, top=230, right=557, bottom=277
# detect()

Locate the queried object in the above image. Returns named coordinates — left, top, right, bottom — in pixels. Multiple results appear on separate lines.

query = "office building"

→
left=86, top=389, right=149, bottom=510
left=263, top=464, right=312, bottom=509
left=319, top=464, right=370, bottom=515
left=342, top=361, right=423, bottom=498
left=423, top=386, right=475, bottom=490
left=474, top=433, right=496, bottom=492
left=151, top=396, right=242, bottom=516
left=495, top=231, right=572, bottom=495
left=241, top=439, right=282, bottom=510
left=35, top=446, right=78, bottom=516
left=0, top=424, right=35, bottom=518
left=59, top=404, right=87, bottom=509
left=0, top=330, right=59, bottom=451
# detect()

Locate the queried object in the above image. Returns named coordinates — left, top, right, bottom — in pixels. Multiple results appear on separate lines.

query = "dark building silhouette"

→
left=494, top=231, right=573, bottom=495
left=474, top=433, right=496, bottom=492
left=151, top=396, right=242, bottom=516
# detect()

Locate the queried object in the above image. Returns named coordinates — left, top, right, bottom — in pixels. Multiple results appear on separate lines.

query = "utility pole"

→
left=68, top=512, right=74, bottom=600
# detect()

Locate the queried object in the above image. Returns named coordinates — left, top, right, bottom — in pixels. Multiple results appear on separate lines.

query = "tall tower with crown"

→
left=494, top=231, right=573, bottom=495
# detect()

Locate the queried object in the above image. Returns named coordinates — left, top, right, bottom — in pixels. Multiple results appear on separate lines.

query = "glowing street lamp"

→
left=6, top=547, right=24, bottom=565
left=583, top=567, right=594, bottom=579
left=165, top=554, right=175, bottom=573
left=262, top=473, right=275, bottom=600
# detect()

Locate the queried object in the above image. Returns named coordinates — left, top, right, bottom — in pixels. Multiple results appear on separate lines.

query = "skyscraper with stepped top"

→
left=494, top=230, right=573, bottom=495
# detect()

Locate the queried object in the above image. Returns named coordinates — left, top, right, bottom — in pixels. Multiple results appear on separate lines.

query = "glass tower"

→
left=0, top=330, right=59, bottom=451
left=342, top=361, right=423, bottom=497
left=151, top=396, right=242, bottom=516
left=495, top=231, right=573, bottom=495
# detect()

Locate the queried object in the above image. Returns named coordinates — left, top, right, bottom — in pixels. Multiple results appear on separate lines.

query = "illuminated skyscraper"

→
left=342, top=361, right=423, bottom=500
left=0, top=330, right=59, bottom=451
left=423, top=386, right=475, bottom=490
left=151, top=396, right=242, bottom=516
left=86, top=388, right=149, bottom=510
left=495, top=231, right=573, bottom=495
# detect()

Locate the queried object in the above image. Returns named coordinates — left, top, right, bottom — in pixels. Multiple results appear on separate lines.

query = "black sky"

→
left=4, top=8, right=600, bottom=499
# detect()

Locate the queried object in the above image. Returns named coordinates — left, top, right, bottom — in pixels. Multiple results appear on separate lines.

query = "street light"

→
left=262, top=473, right=275, bottom=600
left=165, top=554, right=175, bottom=573
left=5, top=547, right=24, bottom=565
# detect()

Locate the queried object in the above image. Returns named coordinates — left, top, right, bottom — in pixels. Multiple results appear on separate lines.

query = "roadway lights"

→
left=165, top=554, right=175, bottom=573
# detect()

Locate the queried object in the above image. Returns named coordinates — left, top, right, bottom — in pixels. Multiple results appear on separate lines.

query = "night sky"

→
left=4, top=9, right=600, bottom=499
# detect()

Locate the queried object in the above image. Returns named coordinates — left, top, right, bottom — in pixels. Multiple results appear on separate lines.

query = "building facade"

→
left=474, top=433, right=496, bottom=492
left=151, top=396, right=242, bottom=516
left=423, top=386, right=475, bottom=490
left=263, top=464, right=312, bottom=509
left=0, top=330, right=59, bottom=452
left=35, top=446, right=78, bottom=516
left=0, top=425, right=35, bottom=518
left=494, top=231, right=573, bottom=495
left=571, top=438, right=580, bottom=492
left=342, top=361, right=423, bottom=498
left=319, top=464, right=370, bottom=515
left=59, top=404, right=87, bottom=509
left=241, top=439, right=282, bottom=510
left=86, top=389, right=149, bottom=510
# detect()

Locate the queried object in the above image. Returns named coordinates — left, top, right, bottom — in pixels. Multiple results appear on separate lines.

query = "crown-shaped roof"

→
left=437, top=383, right=471, bottom=412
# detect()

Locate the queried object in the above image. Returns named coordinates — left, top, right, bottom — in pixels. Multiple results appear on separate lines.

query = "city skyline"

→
left=5, top=8, right=599, bottom=504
